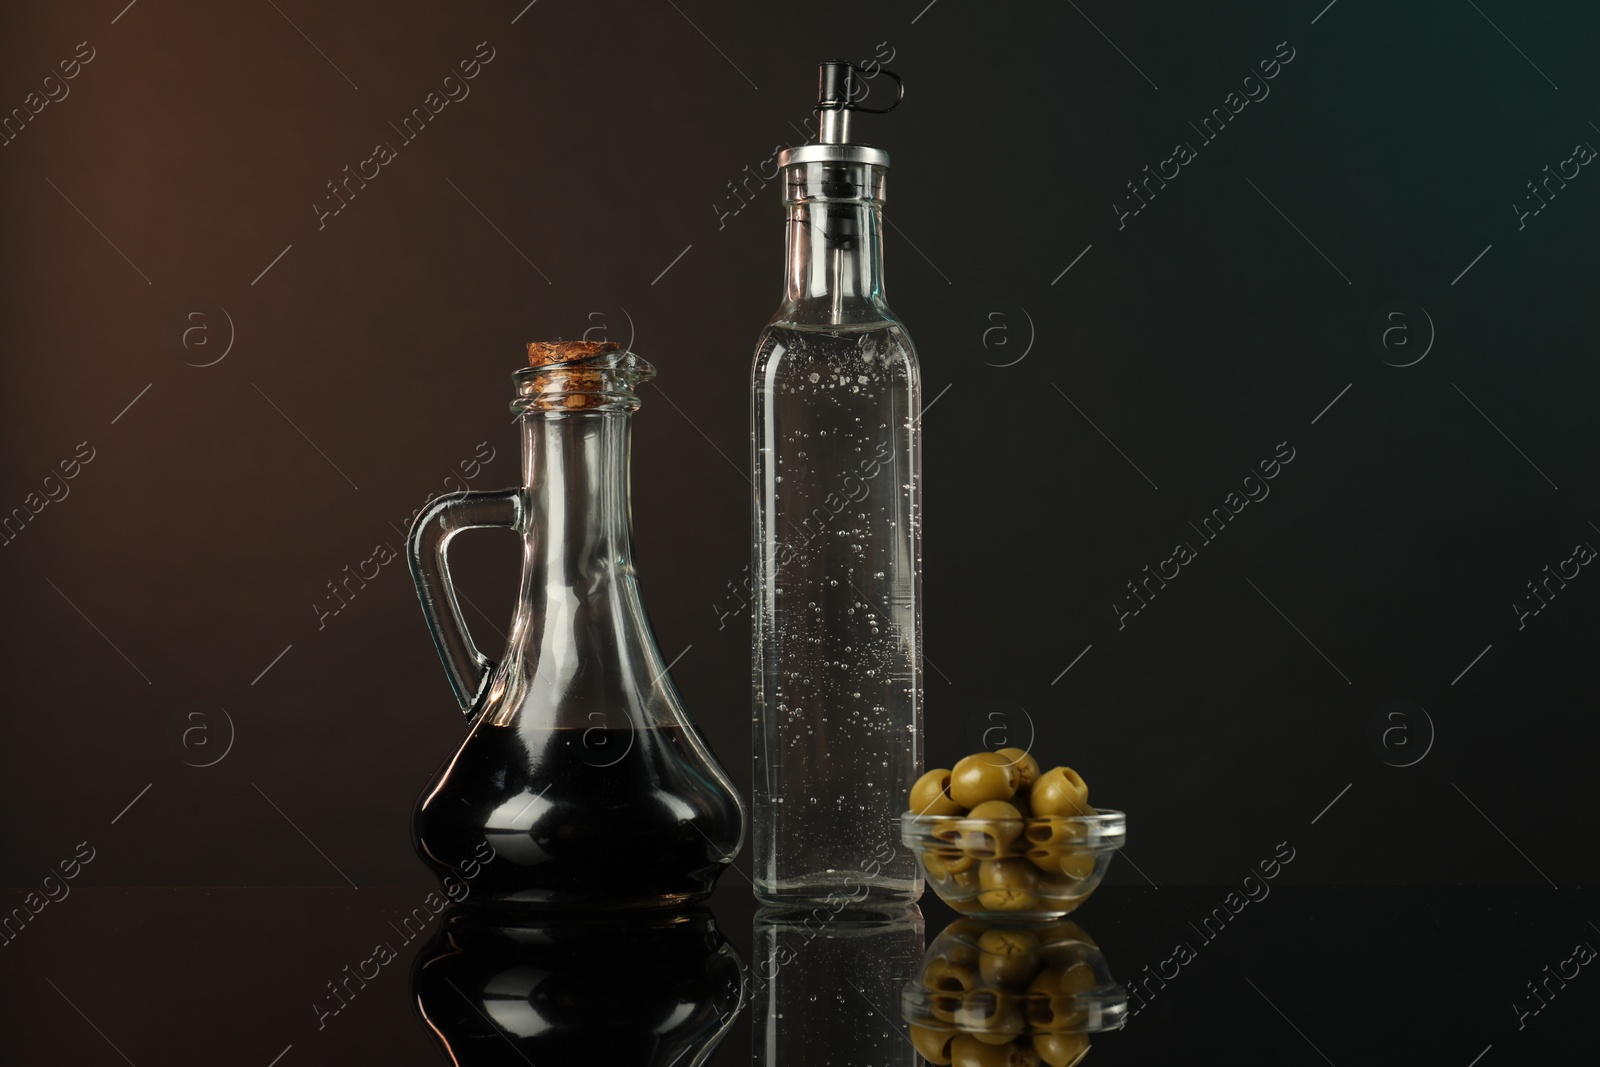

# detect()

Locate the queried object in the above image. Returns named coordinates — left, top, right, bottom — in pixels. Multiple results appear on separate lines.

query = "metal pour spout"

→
left=814, top=59, right=903, bottom=146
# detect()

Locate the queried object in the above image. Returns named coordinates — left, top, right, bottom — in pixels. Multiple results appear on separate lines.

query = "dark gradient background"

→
left=3, top=0, right=1597, bottom=902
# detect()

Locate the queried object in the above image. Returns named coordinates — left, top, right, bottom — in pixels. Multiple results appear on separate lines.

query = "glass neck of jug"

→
left=521, top=410, right=634, bottom=581
left=778, top=160, right=892, bottom=327
left=485, top=352, right=665, bottom=730
left=512, top=353, right=652, bottom=604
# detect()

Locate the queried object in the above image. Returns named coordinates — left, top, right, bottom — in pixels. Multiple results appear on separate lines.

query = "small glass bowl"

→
left=901, top=808, right=1125, bottom=918
left=903, top=918, right=1126, bottom=1064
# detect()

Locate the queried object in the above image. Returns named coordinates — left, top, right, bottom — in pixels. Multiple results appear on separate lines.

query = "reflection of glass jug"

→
left=411, top=907, right=745, bottom=1064
left=407, top=342, right=745, bottom=908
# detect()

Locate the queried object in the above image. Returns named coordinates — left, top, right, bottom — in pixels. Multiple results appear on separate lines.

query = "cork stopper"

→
left=526, top=340, right=619, bottom=368
left=514, top=339, right=653, bottom=415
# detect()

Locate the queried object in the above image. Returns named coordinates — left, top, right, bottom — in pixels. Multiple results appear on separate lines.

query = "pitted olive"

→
left=923, top=957, right=980, bottom=994
left=960, top=800, right=1025, bottom=858
left=910, top=1024, right=957, bottom=1064
left=977, top=859, right=1040, bottom=911
left=949, top=752, right=1021, bottom=808
left=1032, top=1031, right=1089, bottom=1067
left=977, top=928, right=1042, bottom=989
left=1024, top=816, right=1086, bottom=848
left=994, top=747, right=1040, bottom=792
left=1030, top=767, right=1089, bottom=817
left=911, top=768, right=966, bottom=816
left=950, top=1032, right=1039, bottom=1067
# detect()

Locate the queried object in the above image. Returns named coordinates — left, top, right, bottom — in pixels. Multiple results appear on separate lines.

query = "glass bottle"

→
left=751, top=62, right=922, bottom=903
left=408, top=341, right=745, bottom=908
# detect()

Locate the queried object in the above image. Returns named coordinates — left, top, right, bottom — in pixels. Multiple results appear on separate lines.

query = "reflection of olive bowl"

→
left=902, top=809, right=1125, bottom=919
left=903, top=918, right=1127, bottom=1065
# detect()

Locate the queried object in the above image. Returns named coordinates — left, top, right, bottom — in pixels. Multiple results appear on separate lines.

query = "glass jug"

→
left=407, top=341, right=745, bottom=908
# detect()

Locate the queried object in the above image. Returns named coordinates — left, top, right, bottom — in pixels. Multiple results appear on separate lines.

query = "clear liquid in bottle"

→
left=752, top=320, right=922, bottom=900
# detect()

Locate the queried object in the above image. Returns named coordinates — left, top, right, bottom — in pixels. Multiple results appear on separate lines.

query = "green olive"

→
left=953, top=989, right=1024, bottom=1042
left=1024, top=816, right=1086, bottom=848
left=1058, top=852, right=1096, bottom=880
left=925, top=962, right=976, bottom=1023
left=949, top=864, right=982, bottom=890
left=950, top=752, right=1021, bottom=808
left=977, top=859, right=1039, bottom=911
left=1030, top=767, right=1089, bottom=817
left=933, top=861, right=982, bottom=908
left=1026, top=845, right=1065, bottom=874
left=1038, top=922, right=1095, bottom=950
left=1057, top=961, right=1097, bottom=993
left=1032, top=1031, right=1090, bottom=1067
left=980, top=858, right=1038, bottom=892
left=934, top=846, right=978, bottom=874
left=961, top=800, right=1025, bottom=858
left=911, top=768, right=965, bottom=816
left=1025, top=961, right=1096, bottom=1031
left=1025, top=991, right=1087, bottom=1032
left=923, top=957, right=979, bottom=994
left=977, top=928, right=1042, bottom=989
left=909, top=1024, right=957, bottom=1065
left=1026, top=849, right=1097, bottom=890
left=931, top=991, right=965, bottom=1024
left=924, top=849, right=973, bottom=881
left=950, top=1032, right=1026, bottom=1067
left=977, top=928, right=1040, bottom=956
left=995, top=747, right=1040, bottom=791
left=943, top=920, right=985, bottom=958
left=970, top=1011, right=1025, bottom=1046
left=1034, top=937, right=1094, bottom=973
left=1028, top=960, right=1097, bottom=1002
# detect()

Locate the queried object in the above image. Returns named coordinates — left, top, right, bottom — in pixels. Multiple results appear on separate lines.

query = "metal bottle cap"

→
left=777, top=59, right=903, bottom=170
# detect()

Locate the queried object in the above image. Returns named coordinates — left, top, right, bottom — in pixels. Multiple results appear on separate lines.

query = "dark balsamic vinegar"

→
left=414, top=724, right=743, bottom=909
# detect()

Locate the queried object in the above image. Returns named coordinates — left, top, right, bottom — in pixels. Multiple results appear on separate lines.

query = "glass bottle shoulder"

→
left=751, top=313, right=920, bottom=390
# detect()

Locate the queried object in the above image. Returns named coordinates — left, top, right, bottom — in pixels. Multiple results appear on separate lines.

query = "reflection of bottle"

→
left=904, top=918, right=1126, bottom=1066
left=412, top=907, right=744, bottom=1065
left=753, top=903, right=924, bottom=1066
left=409, top=342, right=745, bottom=907
left=751, top=60, right=922, bottom=904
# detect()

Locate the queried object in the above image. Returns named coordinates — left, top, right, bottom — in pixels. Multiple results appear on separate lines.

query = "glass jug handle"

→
left=406, top=488, right=526, bottom=718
